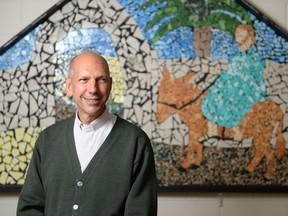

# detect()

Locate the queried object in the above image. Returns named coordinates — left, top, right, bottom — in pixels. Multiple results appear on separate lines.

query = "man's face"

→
left=65, top=53, right=112, bottom=124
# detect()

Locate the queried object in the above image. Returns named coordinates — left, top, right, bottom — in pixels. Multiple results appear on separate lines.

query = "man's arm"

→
left=124, top=138, right=158, bottom=216
left=17, top=135, right=45, bottom=216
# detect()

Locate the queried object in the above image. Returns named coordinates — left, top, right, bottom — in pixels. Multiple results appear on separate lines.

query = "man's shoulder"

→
left=43, top=115, right=75, bottom=133
left=115, top=116, right=141, bottom=130
left=114, top=116, right=149, bottom=137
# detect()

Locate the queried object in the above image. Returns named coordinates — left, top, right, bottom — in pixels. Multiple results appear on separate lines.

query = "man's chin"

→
left=88, top=108, right=106, bottom=117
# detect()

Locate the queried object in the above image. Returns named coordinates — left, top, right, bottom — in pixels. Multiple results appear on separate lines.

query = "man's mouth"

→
left=83, top=97, right=100, bottom=102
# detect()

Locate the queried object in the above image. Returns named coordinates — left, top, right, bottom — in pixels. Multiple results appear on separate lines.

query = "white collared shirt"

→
left=74, top=109, right=117, bottom=172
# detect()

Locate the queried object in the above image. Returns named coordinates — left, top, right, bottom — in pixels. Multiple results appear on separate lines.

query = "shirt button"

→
left=77, top=181, right=83, bottom=186
left=73, top=204, right=78, bottom=210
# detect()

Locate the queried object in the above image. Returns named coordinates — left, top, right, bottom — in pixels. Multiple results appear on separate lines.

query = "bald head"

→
left=68, top=52, right=110, bottom=78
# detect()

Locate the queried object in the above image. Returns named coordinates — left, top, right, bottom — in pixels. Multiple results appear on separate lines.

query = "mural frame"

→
left=0, top=0, right=288, bottom=193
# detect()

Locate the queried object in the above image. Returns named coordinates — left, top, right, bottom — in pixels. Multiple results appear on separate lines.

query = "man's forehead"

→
left=72, top=52, right=107, bottom=65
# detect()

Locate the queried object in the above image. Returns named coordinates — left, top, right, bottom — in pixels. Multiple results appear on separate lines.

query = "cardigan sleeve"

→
left=124, top=136, right=158, bottom=216
left=17, top=134, right=45, bottom=216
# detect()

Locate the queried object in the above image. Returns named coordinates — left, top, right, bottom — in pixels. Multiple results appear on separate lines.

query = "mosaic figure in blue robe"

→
left=201, top=24, right=268, bottom=128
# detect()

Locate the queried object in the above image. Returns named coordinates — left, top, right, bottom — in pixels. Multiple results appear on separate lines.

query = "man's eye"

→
left=97, top=77, right=109, bottom=84
left=79, top=78, right=88, bottom=82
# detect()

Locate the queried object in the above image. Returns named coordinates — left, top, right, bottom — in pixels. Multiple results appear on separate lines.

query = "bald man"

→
left=17, top=52, right=158, bottom=216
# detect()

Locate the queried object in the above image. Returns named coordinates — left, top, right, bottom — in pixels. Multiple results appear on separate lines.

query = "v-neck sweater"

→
left=17, top=115, right=158, bottom=216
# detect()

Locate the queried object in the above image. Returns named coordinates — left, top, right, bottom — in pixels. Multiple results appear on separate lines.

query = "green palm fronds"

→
left=141, top=0, right=252, bottom=44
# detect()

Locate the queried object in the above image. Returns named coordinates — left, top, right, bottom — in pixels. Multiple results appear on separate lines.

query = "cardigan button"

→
left=77, top=181, right=83, bottom=187
left=73, top=204, right=79, bottom=210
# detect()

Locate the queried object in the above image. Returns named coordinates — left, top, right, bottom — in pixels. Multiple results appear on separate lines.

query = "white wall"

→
left=248, top=0, right=288, bottom=31
left=0, top=0, right=288, bottom=216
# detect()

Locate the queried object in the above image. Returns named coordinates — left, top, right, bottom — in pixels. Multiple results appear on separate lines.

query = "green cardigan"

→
left=17, top=115, right=158, bottom=216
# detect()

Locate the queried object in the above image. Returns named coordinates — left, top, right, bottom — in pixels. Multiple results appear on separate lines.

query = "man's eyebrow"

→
left=77, top=75, right=90, bottom=80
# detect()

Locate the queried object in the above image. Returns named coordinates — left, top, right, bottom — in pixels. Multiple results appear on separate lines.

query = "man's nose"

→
left=88, top=80, right=98, bottom=93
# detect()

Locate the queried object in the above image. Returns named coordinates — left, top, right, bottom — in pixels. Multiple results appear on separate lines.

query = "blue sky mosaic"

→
left=0, top=26, right=40, bottom=70
left=56, top=28, right=117, bottom=57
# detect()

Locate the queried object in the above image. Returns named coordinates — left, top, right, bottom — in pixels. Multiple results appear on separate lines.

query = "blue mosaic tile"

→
left=56, top=28, right=117, bottom=57
left=210, top=29, right=239, bottom=61
left=0, top=26, right=40, bottom=70
left=153, top=27, right=195, bottom=59
left=250, top=13, right=288, bottom=63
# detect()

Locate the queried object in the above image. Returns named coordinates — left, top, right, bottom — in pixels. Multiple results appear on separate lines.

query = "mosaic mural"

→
left=0, top=0, right=288, bottom=192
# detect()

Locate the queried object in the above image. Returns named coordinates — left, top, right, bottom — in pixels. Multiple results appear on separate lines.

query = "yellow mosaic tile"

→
left=19, top=162, right=27, bottom=171
left=7, top=176, right=15, bottom=184
left=15, top=128, right=25, bottom=142
left=2, top=143, right=12, bottom=151
left=6, top=131, right=14, bottom=137
left=18, top=155, right=28, bottom=163
left=2, top=149, right=10, bottom=157
left=26, top=127, right=34, bottom=135
left=10, top=171, right=23, bottom=181
left=26, top=144, right=33, bottom=153
left=5, top=164, right=11, bottom=172
left=3, top=156, right=12, bottom=164
left=18, top=179, right=25, bottom=185
left=106, top=56, right=124, bottom=103
left=11, top=158, right=19, bottom=167
left=23, top=133, right=32, bottom=143
left=30, top=137, right=37, bottom=149
left=0, top=164, right=4, bottom=172
left=4, top=136, right=10, bottom=143
left=11, top=137, right=18, bottom=148
left=27, top=152, right=33, bottom=160
left=0, top=172, right=8, bottom=184
left=19, top=142, right=27, bottom=154
left=0, top=127, right=44, bottom=185
left=12, top=148, right=20, bottom=157
left=12, top=165, right=20, bottom=172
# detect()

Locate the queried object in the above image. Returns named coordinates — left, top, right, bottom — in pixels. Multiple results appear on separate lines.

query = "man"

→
left=17, top=52, right=158, bottom=216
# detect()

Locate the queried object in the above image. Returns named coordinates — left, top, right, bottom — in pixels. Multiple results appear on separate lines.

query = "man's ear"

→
left=109, top=77, right=113, bottom=89
left=65, top=77, right=73, bottom=97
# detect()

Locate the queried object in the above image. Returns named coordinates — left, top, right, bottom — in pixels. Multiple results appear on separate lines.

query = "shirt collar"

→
left=75, top=109, right=110, bottom=132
